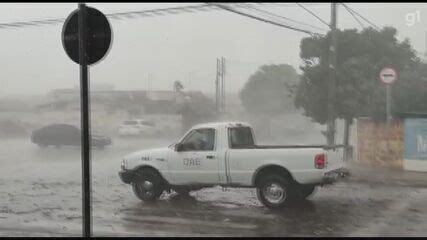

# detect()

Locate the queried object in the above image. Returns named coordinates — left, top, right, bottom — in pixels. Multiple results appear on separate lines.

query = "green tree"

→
left=295, top=27, right=425, bottom=125
left=239, top=64, right=300, bottom=115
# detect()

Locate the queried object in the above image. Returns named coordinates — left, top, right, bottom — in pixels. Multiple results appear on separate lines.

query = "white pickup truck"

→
left=119, top=122, right=349, bottom=209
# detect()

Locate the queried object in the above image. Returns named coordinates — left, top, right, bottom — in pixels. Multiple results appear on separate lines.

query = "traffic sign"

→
left=62, top=6, right=112, bottom=65
left=379, top=67, right=397, bottom=84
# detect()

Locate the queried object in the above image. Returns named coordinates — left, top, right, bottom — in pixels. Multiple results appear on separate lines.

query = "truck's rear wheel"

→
left=256, top=174, right=294, bottom=209
left=132, top=169, right=164, bottom=202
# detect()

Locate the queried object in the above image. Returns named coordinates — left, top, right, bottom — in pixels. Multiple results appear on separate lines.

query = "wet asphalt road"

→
left=0, top=137, right=426, bottom=237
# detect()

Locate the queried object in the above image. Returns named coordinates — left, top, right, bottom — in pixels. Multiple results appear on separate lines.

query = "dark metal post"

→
left=78, top=3, right=92, bottom=237
left=327, top=3, right=337, bottom=146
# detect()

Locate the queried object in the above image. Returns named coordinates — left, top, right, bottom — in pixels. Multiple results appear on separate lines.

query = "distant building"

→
left=38, top=88, right=205, bottom=115
left=47, top=89, right=79, bottom=103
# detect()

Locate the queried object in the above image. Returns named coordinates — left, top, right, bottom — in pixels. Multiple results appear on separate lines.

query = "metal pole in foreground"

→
left=78, top=3, right=92, bottom=237
left=327, top=2, right=337, bottom=146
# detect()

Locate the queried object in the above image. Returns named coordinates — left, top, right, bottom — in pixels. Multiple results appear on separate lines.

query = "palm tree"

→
left=173, top=81, right=184, bottom=92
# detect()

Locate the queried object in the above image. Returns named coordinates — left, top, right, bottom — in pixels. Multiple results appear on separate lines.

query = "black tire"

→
left=132, top=169, right=165, bottom=202
left=256, top=174, right=295, bottom=209
left=295, top=184, right=316, bottom=200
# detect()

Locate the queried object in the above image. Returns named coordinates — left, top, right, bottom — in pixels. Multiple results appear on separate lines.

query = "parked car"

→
left=31, top=124, right=112, bottom=149
left=118, top=119, right=158, bottom=136
left=119, top=121, right=349, bottom=209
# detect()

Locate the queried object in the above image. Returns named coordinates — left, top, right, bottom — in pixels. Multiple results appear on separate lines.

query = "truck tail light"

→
left=315, top=153, right=326, bottom=169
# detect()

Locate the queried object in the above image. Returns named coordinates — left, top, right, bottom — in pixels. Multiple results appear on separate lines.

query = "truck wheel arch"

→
left=252, top=165, right=295, bottom=186
left=133, top=165, right=169, bottom=185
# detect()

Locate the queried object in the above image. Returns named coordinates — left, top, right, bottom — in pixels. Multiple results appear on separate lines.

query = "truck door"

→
left=169, top=128, right=219, bottom=185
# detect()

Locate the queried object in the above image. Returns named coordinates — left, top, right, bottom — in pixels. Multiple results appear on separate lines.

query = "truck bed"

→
left=232, top=144, right=345, bottom=150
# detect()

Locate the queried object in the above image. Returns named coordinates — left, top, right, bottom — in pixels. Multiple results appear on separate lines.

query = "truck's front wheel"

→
left=132, top=169, right=164, bottom=202
left=256, top=175, right=294, bottom=209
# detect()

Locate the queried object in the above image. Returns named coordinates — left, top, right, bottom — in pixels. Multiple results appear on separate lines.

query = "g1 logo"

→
left=406, top=10, right=421, bottom=26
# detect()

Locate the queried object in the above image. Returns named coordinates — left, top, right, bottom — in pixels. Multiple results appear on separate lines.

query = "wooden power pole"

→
left=215, top=57, right=226, bottom=113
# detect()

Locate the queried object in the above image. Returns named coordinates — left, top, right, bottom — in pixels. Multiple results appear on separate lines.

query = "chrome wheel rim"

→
left=143, top=181, right=153, bottom=190
left=139, top=180, right=154, bottom=196
left=263, top=183, right=286, bottom=204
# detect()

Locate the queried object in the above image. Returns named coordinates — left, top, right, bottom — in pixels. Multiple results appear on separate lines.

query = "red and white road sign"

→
left=379, top=67, right=397, bottom=84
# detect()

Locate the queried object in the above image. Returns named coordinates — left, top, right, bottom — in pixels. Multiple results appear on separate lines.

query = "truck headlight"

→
left=121, top=159, right=128, bottom=170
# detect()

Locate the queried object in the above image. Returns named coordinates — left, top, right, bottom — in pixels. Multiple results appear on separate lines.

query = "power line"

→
left=295, top=3, right=330, bottom=27
left=0, top=3, right=329, bottom=34
left=207, top=3, right=323, bottom=36
left=255, top=3, right=328, bottom=7
left=341, top=3, right=380, bottom=30
left=340, top=3, right=365, bottom=29
left=0, top=18, right=65, bottom=28
left=0, top=4, right=221, bottom=29
left=240, top=3, right=328, bottom=32
left=105, top=3, right=213, bottom=18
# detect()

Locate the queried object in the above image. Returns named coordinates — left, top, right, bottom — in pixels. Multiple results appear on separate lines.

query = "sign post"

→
left=62, top=4, right=112, bottom=237
left=379, top=66, right=398, bottom=158
left=386, top=84, right=391, bottom=124
left=379, top=67, right=398, bottom=125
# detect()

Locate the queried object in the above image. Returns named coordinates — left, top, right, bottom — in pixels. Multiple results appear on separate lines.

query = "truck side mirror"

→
left=175, top=143, right=183, bottom=152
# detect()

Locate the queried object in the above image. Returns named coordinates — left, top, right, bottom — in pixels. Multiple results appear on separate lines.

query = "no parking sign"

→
left=379, top=67, right=397, bottom=84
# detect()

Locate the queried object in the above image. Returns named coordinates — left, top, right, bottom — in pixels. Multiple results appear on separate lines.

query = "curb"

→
left=343, top=161, right=427, bottom=188
left=345, top=176, right=427, bottom=188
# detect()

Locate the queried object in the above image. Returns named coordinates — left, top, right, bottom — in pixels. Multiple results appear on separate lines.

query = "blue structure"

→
left=403, top=116, right=427, bottom=171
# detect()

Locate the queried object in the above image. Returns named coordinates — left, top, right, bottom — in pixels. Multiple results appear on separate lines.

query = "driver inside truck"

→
left=198, top=129, right=215, bottom=151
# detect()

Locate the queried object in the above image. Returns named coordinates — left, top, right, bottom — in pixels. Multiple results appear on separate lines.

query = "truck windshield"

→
left=229, top=127, right=255, bottom=149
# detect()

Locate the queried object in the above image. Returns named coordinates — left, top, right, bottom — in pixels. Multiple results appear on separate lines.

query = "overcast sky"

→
left=1, top=3, right=427, bottom=96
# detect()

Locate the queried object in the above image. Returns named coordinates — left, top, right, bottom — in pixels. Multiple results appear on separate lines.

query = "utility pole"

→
left=221, top=56, right=226, bottom=112
left=216, top=58, right=220, bottom=111
left=327, top=3, right=337, bottom=146
left=215, top=57, right=226, bottom=113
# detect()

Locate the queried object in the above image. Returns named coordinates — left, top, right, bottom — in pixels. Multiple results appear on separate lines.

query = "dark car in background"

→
left=30, top=124, right=112, bottom=149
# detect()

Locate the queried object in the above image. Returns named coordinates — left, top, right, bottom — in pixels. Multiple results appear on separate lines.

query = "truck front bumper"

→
left=119, top=169, right=135, bottom=184
left=321, top=167, right=350, bottom=184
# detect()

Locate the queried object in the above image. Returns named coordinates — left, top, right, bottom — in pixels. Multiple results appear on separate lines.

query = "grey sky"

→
left=0, top=3, right=426, bottom=96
